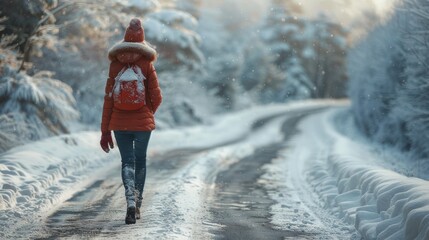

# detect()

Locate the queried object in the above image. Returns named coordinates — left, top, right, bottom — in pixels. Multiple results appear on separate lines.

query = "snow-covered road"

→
left=35, top=106, right=353, bottom=240
left=2, top=100, right=429, bottom=239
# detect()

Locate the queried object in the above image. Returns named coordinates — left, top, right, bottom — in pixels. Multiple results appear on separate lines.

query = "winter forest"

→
left=2, top=0, right=429, bottom=239
left=1, top=0, right=417, bottom=156
left=0, top=0, right=351, bottom=151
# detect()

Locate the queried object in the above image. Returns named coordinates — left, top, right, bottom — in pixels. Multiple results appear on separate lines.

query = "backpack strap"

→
left=112, top=65, right=127, bottom=95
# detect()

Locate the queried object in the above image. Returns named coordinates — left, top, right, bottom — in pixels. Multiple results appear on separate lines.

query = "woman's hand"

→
left=100, top=131, right=114, bottom=153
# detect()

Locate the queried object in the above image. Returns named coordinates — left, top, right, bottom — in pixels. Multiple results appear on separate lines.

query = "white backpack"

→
left=112, top=65, right=146, bottom=111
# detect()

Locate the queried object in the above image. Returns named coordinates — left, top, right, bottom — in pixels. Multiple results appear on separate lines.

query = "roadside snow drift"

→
left=0, top=133, right=117, bottom=211
left=298, top=108, right=429, bottom=240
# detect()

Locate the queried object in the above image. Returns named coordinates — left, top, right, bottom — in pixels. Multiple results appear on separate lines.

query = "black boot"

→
left=125, top=206, right=136, bottom=224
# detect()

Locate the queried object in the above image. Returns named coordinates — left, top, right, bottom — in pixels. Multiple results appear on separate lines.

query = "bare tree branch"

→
left=18, top=2, right=88, bottom=72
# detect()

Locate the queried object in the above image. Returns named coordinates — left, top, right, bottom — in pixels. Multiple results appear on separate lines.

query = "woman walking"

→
left=100, top=18, right=162, bottom=224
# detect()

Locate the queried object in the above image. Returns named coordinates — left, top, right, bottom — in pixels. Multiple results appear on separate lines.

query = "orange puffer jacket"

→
left=101, top=41, right=162, bottom=132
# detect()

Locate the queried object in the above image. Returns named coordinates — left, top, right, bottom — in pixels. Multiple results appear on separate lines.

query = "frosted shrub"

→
left=0, top=65, right=79, bottom=152
left=395, top=0, right=429, bottom=158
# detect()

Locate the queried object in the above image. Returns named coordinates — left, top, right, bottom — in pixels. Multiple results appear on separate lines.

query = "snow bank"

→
left=0, top=132, right=120, bottom=237
left=0, top=133, right=100, bottom=208
left=300, top=108, right=429, bottom=240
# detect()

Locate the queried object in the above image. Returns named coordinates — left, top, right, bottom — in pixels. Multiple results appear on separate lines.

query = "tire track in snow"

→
left=207, top=112, right=324, bottom=239
left=209, top=143, right=318, bottom=239
left=259, top=110, right=356, bottom=239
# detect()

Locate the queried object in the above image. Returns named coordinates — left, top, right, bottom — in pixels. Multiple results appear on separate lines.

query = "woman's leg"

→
left=134, top=131, right=151, bottom=208
left=114, top=131, right=136, bottom=209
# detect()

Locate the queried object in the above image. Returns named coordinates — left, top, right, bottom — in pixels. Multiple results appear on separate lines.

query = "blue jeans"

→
left=114, top=130, right=151, bottom=208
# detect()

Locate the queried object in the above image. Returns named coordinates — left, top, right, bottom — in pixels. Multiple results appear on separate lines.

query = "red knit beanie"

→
left=124, top=18, right=144, bottom=42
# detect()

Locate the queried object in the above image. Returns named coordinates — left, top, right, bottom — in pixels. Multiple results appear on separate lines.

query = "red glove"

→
left=100, top=131, right=114, bottom=153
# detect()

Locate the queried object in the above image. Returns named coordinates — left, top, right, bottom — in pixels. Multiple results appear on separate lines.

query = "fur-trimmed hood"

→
left=108, top=41, right=157, bottom=62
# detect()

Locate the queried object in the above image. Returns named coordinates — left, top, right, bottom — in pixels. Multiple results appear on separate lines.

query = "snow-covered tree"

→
left=347, top=0, right=429, bottom=159
left=202, top=54, right=242, bottom=110
left=0, top=9, right=79, bottom=152
left=176, top=0, right=202, bottom=19
left=144, top=9, right=204, bottom=71
left=29, top=0, right=121, bottom=125
left=240, top=40, right=277, bottom=92
left=259, top=0, right=313, bottom=102
left=348, top=19, right=406, bottom=146
left=126, top=0, right=160, bottom=13
left=301, top=17, right=348, bottom=98
left=155, top=70, right=220, bottom=127
left=0, top=1, right=88, bottom=73
left=0, top=30, right=31, bottom=152
left=0, top=65, right=79, bottom=144
left=395, top=0, right=429, bottom=157
left=235, top=0, right=345, bottom=104
left=0, top=0, right=58, bottom=52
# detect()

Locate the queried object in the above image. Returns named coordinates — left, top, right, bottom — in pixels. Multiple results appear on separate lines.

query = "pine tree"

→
left=145, top=9, right=204, bottom=71
left=259, top=0, right=313, bottom=102
left=203, top=54, right=241, bottom=110
left=302, top=17, right=348, bottom=98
